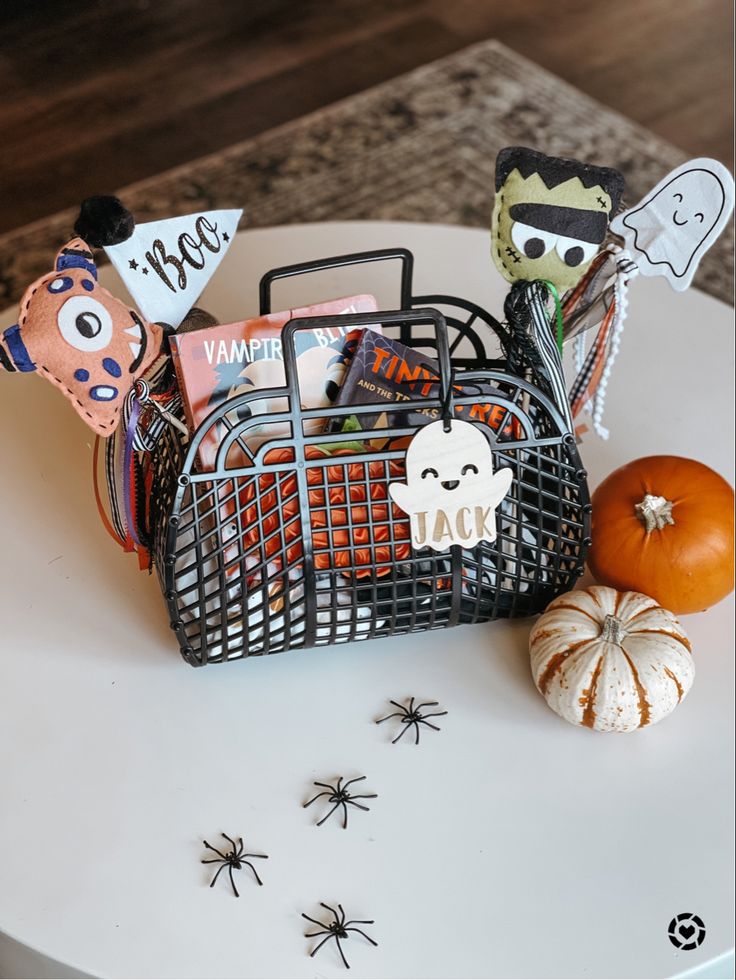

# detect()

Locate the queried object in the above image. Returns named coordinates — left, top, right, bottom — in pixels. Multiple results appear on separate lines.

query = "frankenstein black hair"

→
left=495, top=146, right=625, bottom=215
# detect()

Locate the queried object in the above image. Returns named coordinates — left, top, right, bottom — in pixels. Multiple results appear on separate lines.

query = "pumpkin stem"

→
left=635, top=493, right=675, bottom=533
left=600, top=614, right=625, bottom=645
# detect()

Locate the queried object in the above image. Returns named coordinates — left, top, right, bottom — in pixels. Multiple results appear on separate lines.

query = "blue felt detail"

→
left=102, top=357, right=122, bottom=378
left=74, top=368, right=90, bottom=382
left=2, top=325, right=36, bottom=372
left=56, top=253, right=98, bottom=279
left=90, top=384, right=118, bottom=402
left=81, top=279, right=95, bottom=292
left=47, top=276, right=73, bottom=294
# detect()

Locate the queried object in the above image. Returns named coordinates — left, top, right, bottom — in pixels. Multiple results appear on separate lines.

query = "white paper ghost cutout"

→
left=389, top=419, right=514, bottom=551
left=105, top=209, right=242, bottom=327
left=610, top=159, right=734, bottom=291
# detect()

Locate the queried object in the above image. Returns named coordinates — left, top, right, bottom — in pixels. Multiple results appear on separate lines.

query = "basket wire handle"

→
left=259, top=247, right=414, bottom=315
left=279, top=307, right=454, bottom=417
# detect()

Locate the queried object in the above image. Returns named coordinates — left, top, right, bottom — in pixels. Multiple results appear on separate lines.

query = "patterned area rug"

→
left=0, top=40, right=732, bottom=307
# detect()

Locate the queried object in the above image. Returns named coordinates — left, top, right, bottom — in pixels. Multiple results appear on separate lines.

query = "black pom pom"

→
left=74, top=196, right=135, bottom=248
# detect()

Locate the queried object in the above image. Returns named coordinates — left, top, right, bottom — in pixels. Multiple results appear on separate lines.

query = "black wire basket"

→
left=147, top=249, right=591, bottom=666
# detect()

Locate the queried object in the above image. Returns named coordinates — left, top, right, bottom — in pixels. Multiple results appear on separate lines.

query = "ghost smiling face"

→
left=388, top=419, right=514, bottom=551
left=611, top=158, right=735, bottom=291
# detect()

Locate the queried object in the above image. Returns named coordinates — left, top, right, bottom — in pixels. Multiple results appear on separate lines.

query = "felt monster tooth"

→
left=129, top=341, right=142, bottom=358
left=124, top=324, right=142, bottom=338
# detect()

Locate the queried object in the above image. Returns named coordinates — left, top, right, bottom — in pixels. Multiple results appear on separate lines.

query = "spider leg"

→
left=408, top=696, right=415, bottom=714
left=341, top=801, right=349, bottom=829
left=415, top=700, right=440, bottom=710
left=309, top=933, right=336, bottom=958
left=417, top=718, right=442, bottom=731
left=347, top=793, right=377, bottom=801
left=301, top=913, right=328, bottom=928
left=341, top=775, right=366, bottom=791
left=316, top=800, right=342, bottom=826
left=389, top=699, right=407, bottom=711
left=227, top=865, right=240, bottom=898
left=242, top=852, right=268, bottom=860
left=303, top=791, right=332, bottom=808
left=208, top=862, right=227, bottom=888
left=335, top=935, right=350, bottom=969
left=413, top=720, right=421, bottom=745
left=202, top=841, right=227, bottom=859
left=242, top=861, right=264, bottom=886
left=375, top=711, right=404, bottom=724
left=337, top=904, right=346, bottom=928
left=221, top=832, right=237, bottom=850
left=417, top=710, right=448, bottom=719
left=321, top=902, right=341, bottom=921
left=202, top=858, right=226, bottom=864
left=313, top=781, right=337, bottom=791
left=304, top=930, right=330, bottom=938
left=345, top=800, right=371, bottom=812
left=345, top=927, right=378, bottom=946
left=391, top=722, right=412, bottom=744
left=344, top=919, right=375, bottom=926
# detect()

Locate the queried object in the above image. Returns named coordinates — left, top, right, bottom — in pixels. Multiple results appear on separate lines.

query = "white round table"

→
left=1, top=223, right=733, bottom=979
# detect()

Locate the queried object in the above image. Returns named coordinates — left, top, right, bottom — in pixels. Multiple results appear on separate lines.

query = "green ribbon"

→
left=540, top=279, right=564, bottom=355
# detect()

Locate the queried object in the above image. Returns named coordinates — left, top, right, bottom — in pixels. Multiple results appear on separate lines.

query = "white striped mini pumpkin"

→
left=529, top=585, right=694, bottom=733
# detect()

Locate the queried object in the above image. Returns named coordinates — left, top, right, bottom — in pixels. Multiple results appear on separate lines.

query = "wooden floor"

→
left=0, top=0, right=732, bottom=235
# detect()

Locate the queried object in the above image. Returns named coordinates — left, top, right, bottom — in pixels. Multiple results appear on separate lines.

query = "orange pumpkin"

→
left=588, top=455, right=734, bottom=614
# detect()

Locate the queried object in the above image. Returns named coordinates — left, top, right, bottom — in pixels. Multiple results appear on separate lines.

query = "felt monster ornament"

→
left=389, top=419, right=513, bottom=551
left=565, top=158, right=735, bottom=438
left=491, top=146, right=625, bottom=293
left=0, top=238, right=164, bottom=437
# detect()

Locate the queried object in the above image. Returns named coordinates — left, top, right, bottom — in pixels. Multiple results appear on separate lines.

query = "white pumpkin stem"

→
left=600, top=614, right=625, bottom=645
left=634, top=493, right=675, bottom=533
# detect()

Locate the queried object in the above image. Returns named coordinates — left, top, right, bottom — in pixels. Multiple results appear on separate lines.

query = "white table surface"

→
left=0, top=222, right=733, bottom=980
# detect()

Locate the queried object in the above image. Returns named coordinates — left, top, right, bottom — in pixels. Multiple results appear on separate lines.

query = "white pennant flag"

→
left=105, top=209, right=242, bottom=328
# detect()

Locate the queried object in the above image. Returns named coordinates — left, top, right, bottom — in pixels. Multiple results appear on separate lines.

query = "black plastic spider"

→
left=303, top=775, right=377, bottom=829
left=201, top=832, right=268, bottom=897
left=302, top=902, right=377, bottom=969
left=375, top=696, right=448, bottom=744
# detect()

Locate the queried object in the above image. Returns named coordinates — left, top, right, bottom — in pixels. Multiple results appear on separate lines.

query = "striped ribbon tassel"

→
left=567, top=251, right=638, bottom=439
left=525, top=280, right=574, bottom=434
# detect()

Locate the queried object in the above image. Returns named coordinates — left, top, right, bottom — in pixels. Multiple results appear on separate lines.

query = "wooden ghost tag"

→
left=389, top=419, right=514, bottom=551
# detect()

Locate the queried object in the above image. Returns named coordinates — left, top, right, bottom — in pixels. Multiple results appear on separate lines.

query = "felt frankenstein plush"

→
left=491, top=147, right=625, bottom=292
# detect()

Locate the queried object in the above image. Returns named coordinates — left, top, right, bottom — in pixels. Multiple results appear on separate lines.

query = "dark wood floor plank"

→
left=0, top=0, right=731, bottom=234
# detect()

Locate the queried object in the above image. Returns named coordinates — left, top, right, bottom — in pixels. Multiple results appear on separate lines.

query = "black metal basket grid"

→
left=148, top=249, right=591, bottom=666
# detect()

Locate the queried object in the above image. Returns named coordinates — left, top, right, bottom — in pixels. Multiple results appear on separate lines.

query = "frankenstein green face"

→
left=491, top=147, right=625, bottom=292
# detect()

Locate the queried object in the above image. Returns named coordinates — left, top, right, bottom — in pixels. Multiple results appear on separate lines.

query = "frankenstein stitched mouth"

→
left=125, top=311, right=148, bottom=373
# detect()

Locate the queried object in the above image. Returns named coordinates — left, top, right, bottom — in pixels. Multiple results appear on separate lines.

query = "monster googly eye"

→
left=57, top=296, right=113, bottom=352
left=511, top=222, right=556, bottom=260
left=554, top=236, right=598, bottom=267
